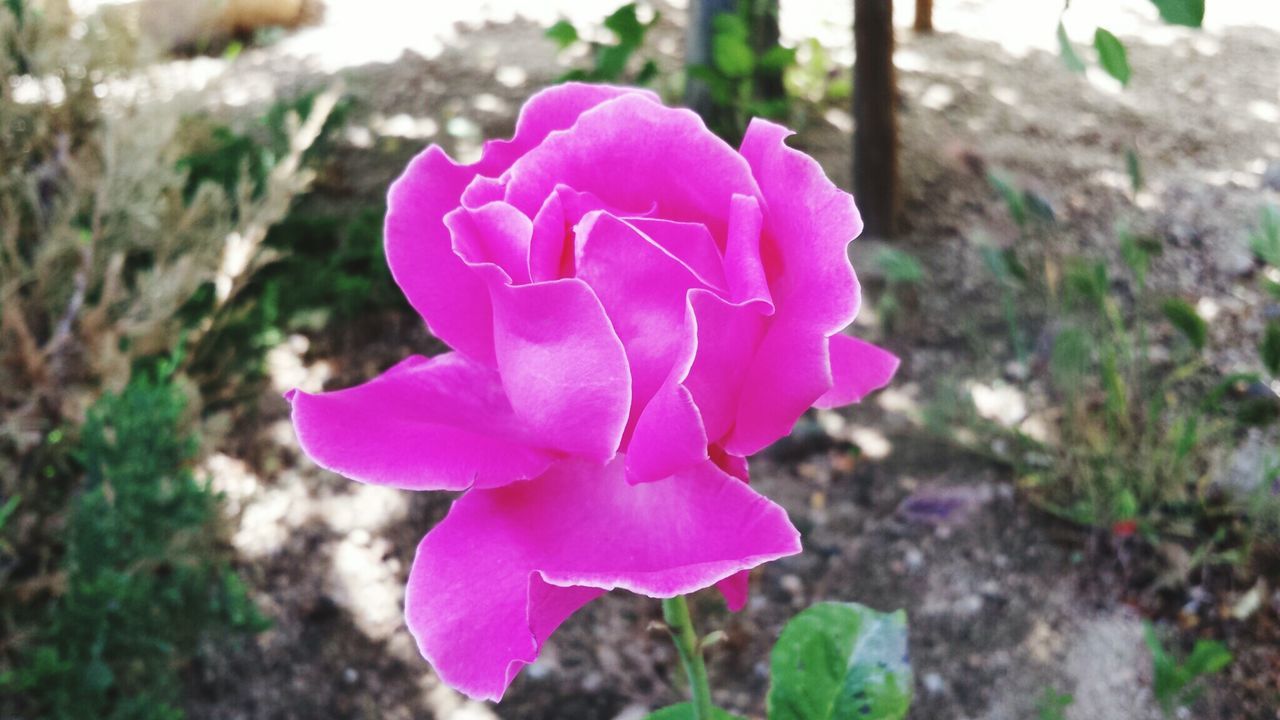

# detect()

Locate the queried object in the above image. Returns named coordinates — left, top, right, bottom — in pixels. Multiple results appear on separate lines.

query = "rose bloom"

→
left=289, top=84, right=897, bottom=700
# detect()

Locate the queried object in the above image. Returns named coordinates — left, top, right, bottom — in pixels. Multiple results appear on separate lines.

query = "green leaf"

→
left=873, top=248, right=924, bottom=285
left=1149, top=0, right=1205, bottom=27
left=646, top=704, right=745, bottom=720
left=1120, top=232, right=1149, bottom=285
left=594, top=43, right=634, bottom=81
left=1057, top=22, right=1086, bottom=73
left=760, top=45, right=798, bottom=72
left=1125, top=148, right=1144, bottom=194
left=1184, top=639, right=1232, bottom=676
left=545, top=20, right=579, bottom=50
left=1050, top=325, right=1092, bottom=388
left=712, top=34, right=755, bottom=78
left=1161, top=298, right=1207, bottom=350
left=0, top=494, right=19, bottom=531
left=1249, top=205, right=1280, bottom=267
left=1262, top=321, right=1280, bottom=376
left=767, top=602, right=913, bottom=720
left=1094, top=29, right=1131, bottom=85
left=987, top=171, right=1027, bottom=227
left=604, top=3, right=646, bottom=47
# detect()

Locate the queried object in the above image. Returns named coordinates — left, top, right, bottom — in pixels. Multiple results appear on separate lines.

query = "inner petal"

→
left=575, top=212, right=710, bottom=439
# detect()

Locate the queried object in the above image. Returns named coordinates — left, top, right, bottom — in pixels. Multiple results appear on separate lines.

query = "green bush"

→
left=1, top=373, right=268, bottom=720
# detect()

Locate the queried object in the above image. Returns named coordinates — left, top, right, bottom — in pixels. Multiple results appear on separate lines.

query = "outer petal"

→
left=288, top=354, right=556, bottom=490
left=813, top=334, right=900, bottom=409
left=385, top=147, right=498, bottom=363
left=384, top=84, right=652, bottom=363
left=738, top=118, right=862, bottom=331
left=725, top=120, right=866, bottom=455
left=503, top=93, right=761, bottom=238
left=405, top=457, right=801, bottom=700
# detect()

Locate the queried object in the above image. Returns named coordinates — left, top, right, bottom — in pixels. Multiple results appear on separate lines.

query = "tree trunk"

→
left=685, top=0, right=736, bottom=120
left=914, top=0, right=933, bottom=33
left=853, top=0, right=899, bottom=238
left=751, top=0, right=785, bottom=100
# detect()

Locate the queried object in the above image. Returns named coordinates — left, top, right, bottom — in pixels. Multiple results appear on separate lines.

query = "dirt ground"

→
left=142, top=1, right=1280, bottom=718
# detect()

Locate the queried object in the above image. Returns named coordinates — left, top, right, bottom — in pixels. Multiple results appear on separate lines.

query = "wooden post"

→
left=853, top=0, right=899, bottom=237
left=685, top=0, right=736, bottom=120
left=914, top=0, right=933, bottom=33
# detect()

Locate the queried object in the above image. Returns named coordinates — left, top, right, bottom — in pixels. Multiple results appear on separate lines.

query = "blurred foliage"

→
left=872, top=247, right=923, bottom=333
left=0, top=370, right=268, bottom=720
left=929, top=171, right=1280, bottom=583
left=1035, top=688, right=1074, bottom=720
left=546, top=3, right=660, bottom=86
left=1057, top=1, right=1204, bottom=83
left=547, top=1, right=820, bottom=143
left=1144, top=623, right=1231, bottom=716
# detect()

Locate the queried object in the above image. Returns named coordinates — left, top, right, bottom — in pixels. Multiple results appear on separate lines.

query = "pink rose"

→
left=288, top=84, right=897, bottom=700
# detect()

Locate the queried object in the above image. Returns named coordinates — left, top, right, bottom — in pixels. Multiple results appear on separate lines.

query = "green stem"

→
left=662, top=595, right=715, bottom=720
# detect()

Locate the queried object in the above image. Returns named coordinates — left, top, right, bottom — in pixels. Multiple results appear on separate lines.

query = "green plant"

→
left=950, top=172, right=1267, bottom=537
left=546, top=3, right=660, bottom=85
left=1144, top=623, right=1231, bottom=716
left=645, top=600, right=912, bottom=720
left=1035, top=687, right=1074, bottom=720
left=1056, top=1, right=1205, bottom=83
left=1249, top=204, right=1280, bottom=269
left=687, top=0, right=797, bottom=142
left=1, top=371, right=268, bottom=720
left=873, top=247, right=923, bottom=331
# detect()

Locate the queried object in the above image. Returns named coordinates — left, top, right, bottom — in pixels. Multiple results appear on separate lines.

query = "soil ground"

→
left=136, top=1, right=1280, bottom=718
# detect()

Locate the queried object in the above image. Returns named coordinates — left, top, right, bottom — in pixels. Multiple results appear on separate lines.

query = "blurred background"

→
left=2, top=1, right=1279, bottom=718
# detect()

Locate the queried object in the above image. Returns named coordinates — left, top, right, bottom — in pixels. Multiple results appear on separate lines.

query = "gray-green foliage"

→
left=766, top=603, right=912, bottom=720
left=1, top=373, right=268, bottom=720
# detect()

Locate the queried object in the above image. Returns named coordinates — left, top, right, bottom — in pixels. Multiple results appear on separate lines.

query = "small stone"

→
left=954, top=594, right=984, bottom=616
left=780, top=574, right=804, bottom=598
left=1263, top=161, right=1280, bottom=191
left=922, top=672, right=947, bottom=695
left=342, top=667, right=359, bottom=684
left=904, top=548, right=925, bottom=571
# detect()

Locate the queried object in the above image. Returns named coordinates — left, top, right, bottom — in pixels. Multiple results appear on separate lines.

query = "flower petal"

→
left=684, top=290, right=770, bottom=443
left=723, top=119, right=867, bottom=455
left=448, top=201, right=533, bottom=285
left=405, top=456, right=801, bottom=700
left=288, top=354, right=556, bottom=490
left=626, top=217, right=727, bottom=291
left=626, top=378, right=707, bottom=484
left=504, top=93, right=760, bottom=239
left=813, top=334, right=900, bottom=408
left=485, top=276, right=631, bottom=461
left=738, top=118, right=862, bottom=332
left=575, top=212, right=707, bottom=435
left=385, top=84, right=651, bottom=362
left=385, top=147, right=498, bottom=363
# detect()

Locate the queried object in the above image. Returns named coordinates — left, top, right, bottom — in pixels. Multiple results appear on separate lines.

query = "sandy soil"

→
left=146, top=1, right=1280, bottom=718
